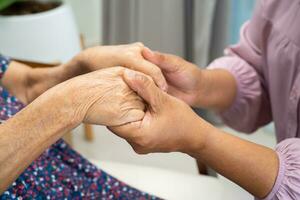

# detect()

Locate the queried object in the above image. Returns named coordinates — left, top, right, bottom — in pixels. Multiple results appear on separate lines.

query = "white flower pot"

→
left=0, top=2, right=81, bottom=64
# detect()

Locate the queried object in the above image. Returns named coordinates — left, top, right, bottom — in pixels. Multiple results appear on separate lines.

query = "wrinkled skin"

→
left=109, top=69, right=204, bottom=154
left=0, top=67, right=146, bottom=193
left=74, top=43, right=167, bottom=90
left=59, top=67, right=145, bottom=126
left=6, top=43, right=167, bottom=105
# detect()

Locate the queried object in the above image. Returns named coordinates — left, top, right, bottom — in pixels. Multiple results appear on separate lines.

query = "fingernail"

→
left=162, top=84, right=168, bottom=91
left=156, top=80, right=167, bottom=91
left=124, top=69, right=136, bottom=79
left=159, top=82, right=168, bottom=91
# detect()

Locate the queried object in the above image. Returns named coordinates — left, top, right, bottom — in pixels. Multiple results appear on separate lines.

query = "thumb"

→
left=142, top=47, right=181, bottom=73
left=123, top=69, right=165, bottom=112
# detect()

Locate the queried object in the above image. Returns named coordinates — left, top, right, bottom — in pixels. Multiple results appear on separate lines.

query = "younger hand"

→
left=109, top=69, right=205, bottom=154
left=142, top=48, right=204, bottom=107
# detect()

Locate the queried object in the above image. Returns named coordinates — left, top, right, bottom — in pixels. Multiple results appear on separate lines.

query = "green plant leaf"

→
left=0, top=0, right=17, bottom=11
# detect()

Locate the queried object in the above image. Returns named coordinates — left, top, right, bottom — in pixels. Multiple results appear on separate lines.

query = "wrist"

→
left=193, top=69, right=212, bottom=108
left=192, top=68, right=203, bottom=107
left=63, top=56, right=89, bottom=78
left=182, top=116, right=217, bottom=158
left=25, top=59, right=88, bottom=103
left=72, top=47, right=106, bottom=73
left=25, top=66, right=63, bottom=103
left=56, top=75, right=105, bottom=125
left=5, top=81, right=82, bottom=143
left=195, top=68, right=238, bottom=111
left=41, top=81, right=83, bottom=127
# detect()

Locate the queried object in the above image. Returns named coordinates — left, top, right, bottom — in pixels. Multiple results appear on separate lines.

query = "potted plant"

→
left=0, top=0, right=17, bottom=11
left=0, top=0, right=81, bottom=64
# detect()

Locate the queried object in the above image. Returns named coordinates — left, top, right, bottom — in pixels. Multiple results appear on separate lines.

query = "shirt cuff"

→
left=258, top=138, right=300, bottom=200
left=258, top=149, right=285, bottom=200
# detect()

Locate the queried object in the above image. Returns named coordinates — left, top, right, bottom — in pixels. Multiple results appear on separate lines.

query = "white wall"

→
left=63, top=0, right=103, bottom=46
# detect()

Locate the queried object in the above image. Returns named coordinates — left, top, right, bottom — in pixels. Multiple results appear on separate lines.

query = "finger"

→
left=121, top=43, right=167, bottom=91
left=108, top=121, right=139, bottom=140
left=142, top=47, right=182, bottom=73
left=127, top=58, right=168, bottom=91
left=119, top=109, right=145, bottom=125
left=123, top=69, right=165, bottom=112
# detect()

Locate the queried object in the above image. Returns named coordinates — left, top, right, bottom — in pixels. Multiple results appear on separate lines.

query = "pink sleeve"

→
left=257, top=138, right=300, bottom=200
left=207, top=19, right=272, bottom=133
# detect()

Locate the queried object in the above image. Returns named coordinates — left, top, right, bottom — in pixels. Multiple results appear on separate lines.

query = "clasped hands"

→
left=13, top=42, right=207, bottom=155
left=75, top=43, right=207, bottom=155
left=90, top=44, right=207, bottom=155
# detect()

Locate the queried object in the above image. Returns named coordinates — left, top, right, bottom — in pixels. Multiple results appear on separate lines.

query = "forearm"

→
left=196, top=69, right=237, bottom=111
left=25, top=60, right=86, bottom=102
left=2, top=59, right=84, bottom=104
left=0, top=87, right=78, bottom=193
left=187, top=119, right=278, bottom=198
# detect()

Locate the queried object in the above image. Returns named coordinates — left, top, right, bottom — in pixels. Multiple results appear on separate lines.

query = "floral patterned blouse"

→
left=0, top=55, right=159, bottom=200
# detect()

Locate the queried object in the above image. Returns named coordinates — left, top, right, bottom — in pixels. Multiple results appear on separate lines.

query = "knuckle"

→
left=134, top=42, right=144, bottom=48
left=124, top=50, right=137, bottom=59
left=127, top=42, right=144, bottom=53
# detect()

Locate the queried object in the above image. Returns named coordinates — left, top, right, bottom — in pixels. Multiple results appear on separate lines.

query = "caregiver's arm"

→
left=144, top=17, right=272, bottom=134
left=0, top=67, right=145, bottom=194
left=189, top=125, right=278, bottom=199
left=109, top=70, right=278, bottom=199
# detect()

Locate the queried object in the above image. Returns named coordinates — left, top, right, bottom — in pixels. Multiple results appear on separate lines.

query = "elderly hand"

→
left=72, top=43, right=167, bottom=90
left=3, top=43, right=167, bottom=105
left=0, top=66, right=145, bottom=192
left=108, top=69, right=206, bottom=154
left=55, top=67, right=145, bottom=126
